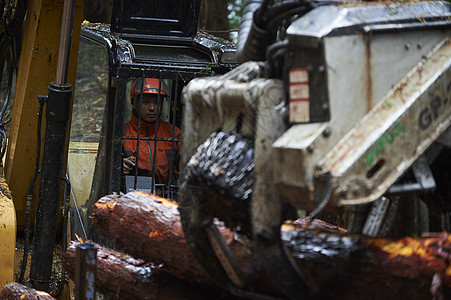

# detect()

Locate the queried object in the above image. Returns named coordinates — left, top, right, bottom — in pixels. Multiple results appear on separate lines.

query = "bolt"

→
left=307, top=145, right=314, bottom=153
left=405, top=43, right=411, bottom=50
left=322, top=103, right=329, bottom=111
left=318, top=65, right=325, bottom=72
left=322, top=127, right=331, bottom=137
left=417, top=42, right=422, bottom=49
left=339, top=189, right=347, bottom=198
left=352, top=187, right=361, bottom=197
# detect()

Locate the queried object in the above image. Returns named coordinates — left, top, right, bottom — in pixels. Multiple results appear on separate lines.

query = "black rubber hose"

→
left=236, top=0, right=276, bottom=63
left=266, top=39, right=290, bottom=78
left=18, top=95, right=46, bottom=284
left=267, top=5, right=310, bottom=29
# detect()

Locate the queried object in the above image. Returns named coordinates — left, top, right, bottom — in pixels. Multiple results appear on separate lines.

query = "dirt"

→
left=14, top=234, right=68, bottom=299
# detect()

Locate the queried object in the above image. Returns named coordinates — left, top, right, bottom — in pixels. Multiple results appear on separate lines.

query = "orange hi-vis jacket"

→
left=123, top=114, right=181, bottom=185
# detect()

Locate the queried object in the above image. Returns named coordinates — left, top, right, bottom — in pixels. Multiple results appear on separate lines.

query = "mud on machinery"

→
left=178, top=0, right=451, bottom=299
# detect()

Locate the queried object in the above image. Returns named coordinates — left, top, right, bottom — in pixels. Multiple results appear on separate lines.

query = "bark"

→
left=90, top=192, right=451, bottom=299
left=91, top=192, right=280, bottom=295
left=0, top=283, right=55, bottom=300
left=62, top=241, right=236, bottom=300
left=91, top=192, right=217, bottom=284
left=282, top=226, right=451, bottom=299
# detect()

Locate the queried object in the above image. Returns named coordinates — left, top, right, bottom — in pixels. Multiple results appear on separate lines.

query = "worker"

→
left=122, top=78, right=181, bottom=191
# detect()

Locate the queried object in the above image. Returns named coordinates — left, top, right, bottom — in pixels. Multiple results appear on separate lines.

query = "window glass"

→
left=67, top=36, right=109, bottom=239
left=70, top=37, right=108, bottom=143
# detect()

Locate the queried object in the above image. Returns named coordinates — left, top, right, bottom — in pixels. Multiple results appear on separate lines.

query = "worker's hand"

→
left=123, top=157, right=136, bottom=174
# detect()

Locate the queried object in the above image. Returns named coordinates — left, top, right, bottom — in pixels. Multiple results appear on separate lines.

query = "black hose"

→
left=236, top=0, right=268, bottom=63
left=267, top=6, right=310, bottom=29
left=266, top=39, right=290, bottom=78
left=265, top=1, right=307, bottom=22
left=236, top=0, right=314, bottom=64
left=18, top=95, right=46, bottom=284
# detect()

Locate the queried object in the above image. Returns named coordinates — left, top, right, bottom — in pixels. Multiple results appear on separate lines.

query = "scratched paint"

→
left=362, top=120, right=404, bottom=169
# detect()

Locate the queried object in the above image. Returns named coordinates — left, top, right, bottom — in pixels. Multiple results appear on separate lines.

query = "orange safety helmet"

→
left=130, top=78, right=168, bottom=103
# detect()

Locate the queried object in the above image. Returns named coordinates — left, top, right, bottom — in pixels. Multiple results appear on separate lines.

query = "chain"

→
left=184, top=131, right=254, bottom=201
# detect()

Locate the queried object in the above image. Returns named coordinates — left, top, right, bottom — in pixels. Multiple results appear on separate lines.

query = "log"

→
left=91, top=192, right=277, bottom=293
left=281, top=224, right=451, bottom=299
left=0, top=282, right=55, bottom=300
left=91, top=192, right=451, bottom=299
left=62, top=241, right=238, bottom=300
left=91, top=192, right=219, bottom=284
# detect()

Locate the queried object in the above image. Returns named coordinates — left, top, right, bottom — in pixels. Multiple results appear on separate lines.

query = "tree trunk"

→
left=199, top=0, right=231, bottom=40
left=91, top=192, right=217, bottom=284
left=89, top=192, right=451, bottom=299
left=282, top=225, right=451, bottom=299
left=0, top=283, right=55, bottom=300
left=63, top=241, right=237, bottom=300
left=91, top=192, right=285, bottom=296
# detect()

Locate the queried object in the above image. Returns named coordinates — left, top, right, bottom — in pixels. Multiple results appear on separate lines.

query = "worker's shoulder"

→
left=159, top=120, right=181, bottom=134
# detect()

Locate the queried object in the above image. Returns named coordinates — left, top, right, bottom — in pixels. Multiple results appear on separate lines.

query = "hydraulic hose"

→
left=236, top=0, right=313, bottom=65
left=266, top=39, right=290, bottom=78
left=236, top=0, right=275, bottom=63
left=18, top=95, right=46, bottom=284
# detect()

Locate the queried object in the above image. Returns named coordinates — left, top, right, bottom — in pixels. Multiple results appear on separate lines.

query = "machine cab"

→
left=67, top=0, right=237, bottom=241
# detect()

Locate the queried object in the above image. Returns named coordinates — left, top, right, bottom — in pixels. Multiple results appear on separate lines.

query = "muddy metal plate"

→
left=315, top=38, right=451, bottom=207
left=288, top=1, right=451, bottom=43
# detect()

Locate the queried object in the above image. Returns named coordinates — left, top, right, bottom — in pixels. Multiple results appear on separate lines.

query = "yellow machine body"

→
left=0, top=0, right=83, bottom=286
left=0, top=174, right=16, bottom=287
left=5, top=0, right=84, bottom=230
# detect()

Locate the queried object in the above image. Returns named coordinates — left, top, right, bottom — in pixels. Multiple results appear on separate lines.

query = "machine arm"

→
left=313, top=38, right=451, bottom=211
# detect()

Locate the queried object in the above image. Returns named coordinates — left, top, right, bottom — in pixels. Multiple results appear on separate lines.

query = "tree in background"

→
left=199, top=0, right=244, bottom=42
left=200, top=0, right=229, bottom=41
left=82, top=0, right=245, bottom=43
left=83, top=0, right=113, bottom=23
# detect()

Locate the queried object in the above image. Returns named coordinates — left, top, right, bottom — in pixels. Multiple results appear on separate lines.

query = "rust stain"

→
left=330, top=144, right=356, bottom=173
left=364, top=32, right=373, bottom=112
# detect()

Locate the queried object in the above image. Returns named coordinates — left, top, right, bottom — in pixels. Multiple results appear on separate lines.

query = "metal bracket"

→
left=362, top=196, right=391, bottom=237
left=388, top=154, right=436, bottom=195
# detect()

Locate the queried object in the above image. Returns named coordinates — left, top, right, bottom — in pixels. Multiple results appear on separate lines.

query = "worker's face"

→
left=135, top=94, right=159, bottom=123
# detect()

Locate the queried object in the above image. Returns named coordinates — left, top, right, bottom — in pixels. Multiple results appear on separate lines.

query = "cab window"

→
left=122, top=77, right=182, bottom=200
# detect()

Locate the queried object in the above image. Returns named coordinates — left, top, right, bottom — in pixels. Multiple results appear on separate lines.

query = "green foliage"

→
left=227, top=0, right=245, bottom=43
